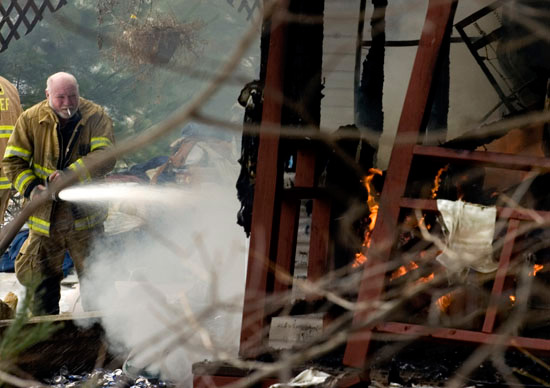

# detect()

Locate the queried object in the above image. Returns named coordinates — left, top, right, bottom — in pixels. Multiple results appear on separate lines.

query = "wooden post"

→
left=343, top=0, right=458, bottom=368
left=239, top=0, right=289, bottom=358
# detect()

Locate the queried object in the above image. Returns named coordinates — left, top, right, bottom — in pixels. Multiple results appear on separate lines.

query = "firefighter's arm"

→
left=2, top=115, right=41, bottom=199
left=66, top=108, right=116, bottom=183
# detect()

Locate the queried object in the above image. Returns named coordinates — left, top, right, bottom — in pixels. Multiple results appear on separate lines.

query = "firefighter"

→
left=2, top=72, right=116, bottom=315
left=0, top=76, right=23, bottom=223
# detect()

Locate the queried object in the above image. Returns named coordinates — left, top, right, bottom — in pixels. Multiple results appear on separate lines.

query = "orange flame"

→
left=437, top=293, right=453, bottom=313
left=417, top=214, right=431, bottom=231
left=390, top=261, right=419, bottom=281
left=354, top=252, right=367, bottom=266
left=431, top=164, right=449, bottom=199
left=530, top=264, right=544, bottom=277
left=509, top=295, right=516, bottom=304
left=417, top=272, right=434, bottom=284
left=353, top=168, right=383, bottom=267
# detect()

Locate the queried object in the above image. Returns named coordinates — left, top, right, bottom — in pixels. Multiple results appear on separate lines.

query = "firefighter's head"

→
left=46, top=72, right=80, bottom=120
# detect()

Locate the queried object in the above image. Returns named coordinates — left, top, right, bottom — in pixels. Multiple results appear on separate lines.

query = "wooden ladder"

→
left=343, top=0, right=550, bottom=371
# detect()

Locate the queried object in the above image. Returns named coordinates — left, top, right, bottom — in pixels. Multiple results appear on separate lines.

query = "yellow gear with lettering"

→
left=0, top=76, right=23, bottom=222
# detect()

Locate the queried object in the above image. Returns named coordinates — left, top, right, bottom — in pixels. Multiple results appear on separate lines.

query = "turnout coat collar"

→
left=37, top=98, right=99, bottom=127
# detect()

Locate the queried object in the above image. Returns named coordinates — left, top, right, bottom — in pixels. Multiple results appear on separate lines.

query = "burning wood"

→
left=431, top=164, right=449, bottom=199
left=390, top=261, right=419, bottom=281
left=529, top=264, right=544, bottom=277
left=353, top=252, right=367, bottom=268
left=436, top=292, right=453, bottom=313
left=365, top=168, right=383, bottom=225
left=353, top=168, right=383, bottom=267
left=417, top=272, right=434, bottom=284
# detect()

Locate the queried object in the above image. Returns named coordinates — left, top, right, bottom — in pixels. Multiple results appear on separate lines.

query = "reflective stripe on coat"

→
left=2, top=97, right=115, bottom=236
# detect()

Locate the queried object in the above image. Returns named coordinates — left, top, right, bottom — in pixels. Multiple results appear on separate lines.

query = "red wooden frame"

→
left=343, top=0, right=459, bottom=368
left=202, top=0, right=550, bottom=385
left=239, top=1, right=289, bottom=358
left=343, top=0, right=550, bottom=374
left=239, top=0, right=330, bottom=358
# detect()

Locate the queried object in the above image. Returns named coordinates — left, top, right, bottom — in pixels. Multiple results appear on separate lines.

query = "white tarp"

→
left=269, top=369, right=333, bottom=387
left=436, top=199, right=498, bottom=274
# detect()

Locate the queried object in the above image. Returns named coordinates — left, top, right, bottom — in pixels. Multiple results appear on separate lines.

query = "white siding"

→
left=321, top=0, right=360, bottom=131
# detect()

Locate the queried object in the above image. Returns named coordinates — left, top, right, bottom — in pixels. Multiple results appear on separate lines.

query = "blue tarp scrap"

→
left=0, top=229, right=74, bottom=277
left=127, top=155, right=169, bottom=182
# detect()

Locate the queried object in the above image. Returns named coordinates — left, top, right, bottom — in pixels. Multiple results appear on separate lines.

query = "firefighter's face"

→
left=46, top=78, right=79, bottom=119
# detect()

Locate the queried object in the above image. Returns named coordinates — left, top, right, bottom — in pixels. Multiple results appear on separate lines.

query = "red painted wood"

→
left=239, top=2, right=288, bottom=358
left=375, top=321, right=550, bottom=351
left=295, top=149, right=316, bottom=188
left=414, top=145, right=550, bottom=171
left=295, top=147, right=330, bottom=297
left=193, top=375, right=240, bottom=388
left=482, top=219, right=519, bottom=333
left=308, top=198, right=332, bottom=286
left=274, top=200, right=299, bottom=294
left=343, top=0, right=458, bottom=367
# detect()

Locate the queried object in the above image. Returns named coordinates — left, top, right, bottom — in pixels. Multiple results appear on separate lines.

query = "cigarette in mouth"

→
left=67, top=108, right=71, bottom=116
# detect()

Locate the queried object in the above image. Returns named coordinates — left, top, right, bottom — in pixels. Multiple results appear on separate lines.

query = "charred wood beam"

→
left=353, top=0, right=367, bottom=118
left=356, top=0, right=386, bottom=138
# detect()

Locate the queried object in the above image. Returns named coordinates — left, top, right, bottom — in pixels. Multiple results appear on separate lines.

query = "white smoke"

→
left=71, top=181, right=247, bottom=385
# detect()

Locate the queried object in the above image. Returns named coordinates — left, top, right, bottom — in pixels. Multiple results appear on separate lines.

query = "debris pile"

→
left=45, top=367, right=170, bottom=388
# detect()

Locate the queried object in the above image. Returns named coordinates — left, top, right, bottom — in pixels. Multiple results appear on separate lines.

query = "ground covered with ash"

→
left=44, top=367, right=171, bottom=388
left=369, top=341, right=550, bottom=387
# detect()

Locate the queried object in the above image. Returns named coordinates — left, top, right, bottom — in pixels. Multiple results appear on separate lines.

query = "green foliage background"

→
left=0, top=0, right=260, bottom=165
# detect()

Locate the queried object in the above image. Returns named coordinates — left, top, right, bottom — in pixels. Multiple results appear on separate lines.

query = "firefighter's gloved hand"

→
left=47, top=170, right=63, bottom=183
left=29, top=184, right=47, bottom=201
left=46, top=170, right=63, bottom=201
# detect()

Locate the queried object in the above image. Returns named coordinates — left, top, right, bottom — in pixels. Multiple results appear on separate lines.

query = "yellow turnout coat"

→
left=2, top=98, right=115, bottom=236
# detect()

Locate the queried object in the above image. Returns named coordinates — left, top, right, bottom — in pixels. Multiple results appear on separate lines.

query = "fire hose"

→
left=0, top=172, right=77, bottom=256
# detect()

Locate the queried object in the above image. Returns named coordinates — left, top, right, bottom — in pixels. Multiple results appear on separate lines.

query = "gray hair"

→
left=46, top=72, right=79, bottom=92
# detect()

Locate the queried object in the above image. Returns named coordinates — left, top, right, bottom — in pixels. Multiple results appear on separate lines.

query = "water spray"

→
left=0, top=183, right=201, bottom=256
left=57, top=183, right=201, bottom=205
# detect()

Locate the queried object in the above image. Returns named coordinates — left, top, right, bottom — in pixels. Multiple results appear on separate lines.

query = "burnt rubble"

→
left=44, top=367, right=170, bottom=388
